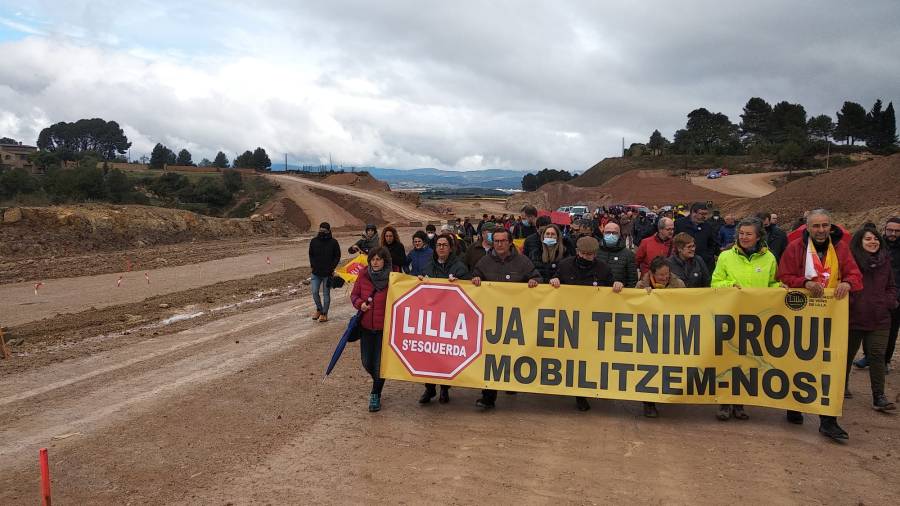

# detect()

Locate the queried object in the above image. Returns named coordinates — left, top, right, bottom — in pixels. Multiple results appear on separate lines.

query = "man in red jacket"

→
left=635, top=217, right=675, bottom=276
left=778, top=209, right=863, bottom=441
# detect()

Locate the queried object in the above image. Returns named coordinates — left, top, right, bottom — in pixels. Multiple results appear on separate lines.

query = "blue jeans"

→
left=311, top=274, right=331, bottom=315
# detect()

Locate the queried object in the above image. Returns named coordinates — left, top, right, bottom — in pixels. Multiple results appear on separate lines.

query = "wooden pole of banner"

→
left=0, top=326, right=11, bottom=360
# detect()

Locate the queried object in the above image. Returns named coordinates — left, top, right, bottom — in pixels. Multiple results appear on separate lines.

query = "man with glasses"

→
left=471, top=228, right=542, bottom=409
left=636, top=217, right=675, bottom=276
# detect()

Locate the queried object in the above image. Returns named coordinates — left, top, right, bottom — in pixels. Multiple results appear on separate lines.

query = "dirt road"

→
left=689, top=171, right=817, bottom=198
left=269, top=175, right=364, bottom=229
left=271, top=174, right=444, bottom=224
left=1, top=292, right=897, bottom=504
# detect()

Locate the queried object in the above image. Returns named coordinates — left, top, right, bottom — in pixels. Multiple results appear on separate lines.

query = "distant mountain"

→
left=271, top=164, right=533, bottom=189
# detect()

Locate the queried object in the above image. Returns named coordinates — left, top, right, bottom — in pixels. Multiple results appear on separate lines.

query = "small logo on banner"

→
left=784, top=291, right=808, bottom=311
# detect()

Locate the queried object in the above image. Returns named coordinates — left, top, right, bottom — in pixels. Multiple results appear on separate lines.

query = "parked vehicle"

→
left=568, top=206, right=589, bottom=219
left=706, top=169, right=722, bottom=179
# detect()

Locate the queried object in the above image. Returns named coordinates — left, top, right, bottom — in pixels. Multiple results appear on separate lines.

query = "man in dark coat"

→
left=471, top=229, right=541, bottom=409
left=675, top=202, right=720, bottom=268
left=596, top=221, right=638, bottom=288
left=514, top=205, right=538, bottom=239
left=881, top=217, right=900, bottom=369
left=308, top=222, right=341, bottom=322
left=550, top=236, right=623, bottom=411
left=758, top=212, right=788, bottom=262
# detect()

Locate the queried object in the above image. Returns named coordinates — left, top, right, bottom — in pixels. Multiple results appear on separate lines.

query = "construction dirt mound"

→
left=307, top=187, right=388, bottom=227
left=724, top=154, right=900, bottom=230
left=260, top=198, right=311, bottom=232
left=508, top=170, right=733, bottom=210
left=0, top=204, right=284, bottom=259
left=321, top=172, right=391, bottom=192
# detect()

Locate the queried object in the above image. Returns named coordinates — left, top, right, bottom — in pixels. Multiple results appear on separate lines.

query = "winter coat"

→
left=424, top=253, right=470, bottom=280
left=849, top=253, right=898, bottom=331
left=711, top=245, right=779, bottom=288
left=765, top=224, right=789, bottom=262
left=635, top=234, right=674, bottom=275
left=718, top=224, right=736, bottom=250
left=473, top=247, right=542, bottom=283
left=405, top=246, right=433, bottom=276
left=635, top=272, right=686, bottom=289
left=778, top=226, right=863, bottom=292
left=383, top=241, right=407, bottom=273
left=675, top=217, right=720, bottom=267
left=888, top=239, right=900, bottom=301
left=350, top=234, right=379, bottom=255
left=308, top=232, right=341, bottom=277
left=528, top=241, right=571, bottom=283
left=668, top=254, right=711, bottom=288
left=596, top=236, right=638, bottom=287
left=515, top=222, right=537, bottom=239
left=351, top=267, right=388, bottom=331
left=554, top=256, right=614, bottom=287
left=464, top=244, right=490, bottom=271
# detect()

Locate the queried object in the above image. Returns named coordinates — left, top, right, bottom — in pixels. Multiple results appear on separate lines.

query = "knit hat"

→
left=482, top=221, right=497, bottom=232
left=576, top=236, right=600, bottom=253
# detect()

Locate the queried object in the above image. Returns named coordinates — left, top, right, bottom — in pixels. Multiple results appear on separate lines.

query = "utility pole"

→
left=825, top=139, right=831, bottom=170
left=284, top=153, right=288, bottom=171
left=622, top=137, right=625, bottom=157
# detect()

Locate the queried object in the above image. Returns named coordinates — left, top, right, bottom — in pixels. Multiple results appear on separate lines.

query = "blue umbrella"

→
left=323, top=310, right=364, bottom=380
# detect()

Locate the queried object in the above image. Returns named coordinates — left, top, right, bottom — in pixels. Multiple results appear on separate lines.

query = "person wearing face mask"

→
left=464, top=221, right=496, bottom=271
left=522, top=215, right=552, bottom=258
left=425, top=224, right=438, bottom=250
left=668, top=232, right=711, bottom=289
left=710, top=217, right=781, bottom=421
left=778, top=209, right=862, bottom=441
left=596, top=222, right=638, bottom=288
left=405, top=230, right=433, bottom=276
left=846, top=224, right=897, bottom=411
left=528, top=224, right=570, bottom=281
left=515, top=206, right=538, bottom=239
left=308, top=222, right=341, bottom=323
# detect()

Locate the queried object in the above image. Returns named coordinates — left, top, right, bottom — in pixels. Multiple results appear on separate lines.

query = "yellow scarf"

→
left=806, top=240, right=841, bottom=288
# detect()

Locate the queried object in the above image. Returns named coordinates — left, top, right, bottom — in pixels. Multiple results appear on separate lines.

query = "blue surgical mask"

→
left=543, top=237, right=557, bottom=246
left=603, top=233, right=619, bottom=247
left=522, top=219, right=530, bottom=226
left=486, top=232, right=493, bottom=244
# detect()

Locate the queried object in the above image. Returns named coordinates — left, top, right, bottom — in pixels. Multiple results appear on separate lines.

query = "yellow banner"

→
left=381, top=274, right=847, bottom=415
left=513, top=238, right=525, bottom=253
left=335, top=254, right=368, bottom=283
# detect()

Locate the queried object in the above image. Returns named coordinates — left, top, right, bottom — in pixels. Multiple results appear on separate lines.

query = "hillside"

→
left=571, top=155, right=775, bottom=187
left=723, top=154, right=900, bottom=229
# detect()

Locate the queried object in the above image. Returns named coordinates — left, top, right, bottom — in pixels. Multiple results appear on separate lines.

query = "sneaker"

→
left=318, top=314, right=328, bottom=323
left=818, top=418, right=849, bottom=441
left=368, top=393, right=381, bottom=412
left=716, top=404, right=731, bottom=421
left=873, top=393, right=897, bottom=412
left=475, top=397, right=495, bottom=409
left=786, top=410, right=804, bottom=424
left=643, top=402, right=658, bottom=418
left=311, top=310, right=321, bottom=320
left=853, top=356, right=868, bottom=369
left=575, top=397, right=591, bottom=411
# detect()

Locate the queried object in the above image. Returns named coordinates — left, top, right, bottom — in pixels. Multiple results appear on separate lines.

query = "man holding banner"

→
left=778, top=209, right=862, bottom=441
left=471, top=228, right=542, bottom=409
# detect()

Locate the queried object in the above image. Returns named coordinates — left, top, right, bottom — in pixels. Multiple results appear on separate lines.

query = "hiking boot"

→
left=475, top=397, right=495, bottom=409
left=844, top=389, right=853, bottom=399
left=786, top=410, right=804, bottom=424
left=368, top=393, right=381, bottom=412
left=818, top=417, right=848, bottom=441
left=732, top=405, right=749, bottom=420
left=419, top=386, right=436, bottom=404
left=318, top=314, right=328, bottom=323
left=311, top=310, right=322, bottom=320
left=716, top=404, right=731, bottom=421
left=438, top=386, right=450, bottom=404
left=853, top=356, right=868, bottom=369
left=643, top=402, right=658, bottom=418
left=873, top=393, right=897, bottom=412
left=575, top=397, right=591, bottom=412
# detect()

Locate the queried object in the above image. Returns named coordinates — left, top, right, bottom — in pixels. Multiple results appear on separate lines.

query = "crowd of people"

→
left=308, top=204, right=900, bottom=442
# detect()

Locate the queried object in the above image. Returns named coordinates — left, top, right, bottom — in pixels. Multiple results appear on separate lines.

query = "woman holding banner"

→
left=635, top=256, right=685, bottom=418
left=847, top=224, right=897, bottom=411
left=667, top=232, right=711, bottom=288
left=351, top=247, right=392, bottom=412
left=417, top=233, right=471, bottom=404
left=529, top=224, right=570, bottom=282
left=710, top=216, right=781, bottom=421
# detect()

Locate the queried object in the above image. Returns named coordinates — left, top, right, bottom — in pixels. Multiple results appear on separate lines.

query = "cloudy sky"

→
left=0, top=1, right=897, bottom=171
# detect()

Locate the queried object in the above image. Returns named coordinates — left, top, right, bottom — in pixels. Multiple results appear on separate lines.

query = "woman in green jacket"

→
left=711, top=216, right=782, bottom=422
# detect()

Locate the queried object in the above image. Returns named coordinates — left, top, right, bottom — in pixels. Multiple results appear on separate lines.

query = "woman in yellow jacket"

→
left=711, top=216, right=782, bottom=422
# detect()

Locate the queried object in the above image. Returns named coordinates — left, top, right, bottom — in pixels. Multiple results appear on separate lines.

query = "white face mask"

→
left=427, top=233, right=435, bottom=239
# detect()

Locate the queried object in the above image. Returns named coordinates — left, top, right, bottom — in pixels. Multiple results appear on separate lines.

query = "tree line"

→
left=521, top=168, right=574, bottom=191
left=633, top=97, right=897, bottom=167
left=148, top=144, right=272, bottom=171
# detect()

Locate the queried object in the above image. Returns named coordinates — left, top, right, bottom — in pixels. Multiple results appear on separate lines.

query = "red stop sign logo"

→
left=390, top=283, right=483, bottom=379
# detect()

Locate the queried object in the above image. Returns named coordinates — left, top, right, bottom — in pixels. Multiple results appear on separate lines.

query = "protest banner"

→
left=381, top=274, right=847, bottom=415
left=335, top=254, right=368, bottom=283
left=513, top=238, right=525, bottom=253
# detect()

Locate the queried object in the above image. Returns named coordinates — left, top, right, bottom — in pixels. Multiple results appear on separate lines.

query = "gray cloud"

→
left=0, top=1, right=897, bottom=170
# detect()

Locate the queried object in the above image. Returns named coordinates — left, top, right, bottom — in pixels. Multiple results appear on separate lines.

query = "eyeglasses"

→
left=436, top=243, right=451, bottom=248
left=493, top=238, right=510, bottom=243
left=886, top=228, right=900, bottom=235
